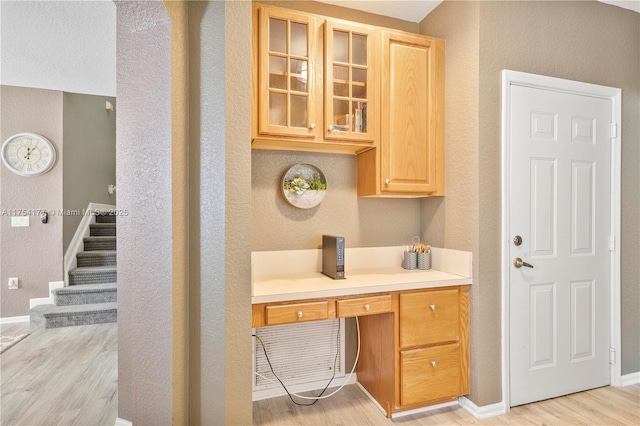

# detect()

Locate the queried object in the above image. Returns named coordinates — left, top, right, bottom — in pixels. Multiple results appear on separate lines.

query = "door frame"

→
left=500, top=70, right=622, bottom=411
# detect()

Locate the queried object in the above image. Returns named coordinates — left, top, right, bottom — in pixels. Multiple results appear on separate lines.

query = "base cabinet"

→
left=252, top=285, right=469, bottom=417
left=400, top=343, right=462, bottom=406
left=358, top=285, right=469, bottom=416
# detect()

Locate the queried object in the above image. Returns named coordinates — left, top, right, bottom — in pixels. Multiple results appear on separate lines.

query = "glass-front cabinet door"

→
left=324, top=20, right=376, bottom=144
left=258, top=8, right=317, bottom=138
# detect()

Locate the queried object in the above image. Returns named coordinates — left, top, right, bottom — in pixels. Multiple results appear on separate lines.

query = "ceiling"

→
left=316, top=0, right=640, bottom=23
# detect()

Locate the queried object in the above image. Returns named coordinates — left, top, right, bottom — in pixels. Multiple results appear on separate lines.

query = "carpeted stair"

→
left=30, top=213, right=117, bottom=328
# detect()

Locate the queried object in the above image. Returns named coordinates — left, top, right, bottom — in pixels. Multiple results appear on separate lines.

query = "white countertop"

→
left=252, top=246, right=473, bottom=304
left=252, top=267, right=471, bottom=303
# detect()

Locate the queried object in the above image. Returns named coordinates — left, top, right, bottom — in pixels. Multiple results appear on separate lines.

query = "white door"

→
left=509, top=85, right=611, bottom=406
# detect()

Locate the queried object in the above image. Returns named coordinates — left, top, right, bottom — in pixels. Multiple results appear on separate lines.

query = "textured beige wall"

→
left=479, top=0, right=640, bottom=380
left=252, top=150, right=422, bottom=250
left=62, top=92, right=116, bottom=251
left=419, top=0, right=483, bottom=403
left=251, top=1, right=427, bottom=252
left=420, top=0, right=639, bottom=407
left=115, top=1, right=173, bottom=423
left=224, top=1, right=253, bottom=424
left=0, top=86, right=64, bottom=318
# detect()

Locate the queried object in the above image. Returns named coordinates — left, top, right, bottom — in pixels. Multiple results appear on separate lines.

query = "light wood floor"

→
left=3, top=322, right=638, bottom=425
left=253, top=382, right=640, bottom=425
left=1, top=321, right=118, bottom=426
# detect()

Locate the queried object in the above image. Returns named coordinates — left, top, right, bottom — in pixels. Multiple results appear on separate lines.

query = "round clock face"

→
left=1, top=133, right=57, bottom=177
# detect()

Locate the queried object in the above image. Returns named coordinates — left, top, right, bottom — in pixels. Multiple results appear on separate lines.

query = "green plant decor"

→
left=284, top=173, right=326, bottom=195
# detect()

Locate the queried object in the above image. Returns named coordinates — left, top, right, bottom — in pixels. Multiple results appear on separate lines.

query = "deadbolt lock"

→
left=513, top=235, right=523, bottom=246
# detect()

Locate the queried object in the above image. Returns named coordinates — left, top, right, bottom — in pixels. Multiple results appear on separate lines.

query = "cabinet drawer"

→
left=400, top=288, right=459, bottom=348
left=265, top=301, right=329, bottom=326
left=336, top=294, right=392, bottom=318
left=400, top=343, right=461, bottom=407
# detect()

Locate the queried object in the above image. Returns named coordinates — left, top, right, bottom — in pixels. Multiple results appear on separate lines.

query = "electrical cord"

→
left=252, top=321, right=338, bottom=406
left=252, top=316, right=361, bottom=404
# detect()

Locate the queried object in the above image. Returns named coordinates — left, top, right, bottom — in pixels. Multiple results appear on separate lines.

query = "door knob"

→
left=514, top=257, right=534, bottom=268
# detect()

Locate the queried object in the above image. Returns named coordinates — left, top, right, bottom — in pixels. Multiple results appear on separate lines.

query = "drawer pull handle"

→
left=430, top=304, right=437, bottom=311
left=431, top=360, right=437, bottom=367
left=364, top=304, right=371, bottom=311
left=297, top=311, right=303, bottom=319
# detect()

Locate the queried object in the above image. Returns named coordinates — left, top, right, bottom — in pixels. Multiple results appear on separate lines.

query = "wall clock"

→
left=1, top=133, right=57, bottom=177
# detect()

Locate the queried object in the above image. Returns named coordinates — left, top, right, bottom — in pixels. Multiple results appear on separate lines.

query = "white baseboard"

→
left=355, top=381, right=459, bottom=419
left=391, top=400, right=459, bottom=419
left=455, top=373, right=639, bottom=420
left=29, top=297, right=51, bottom=309
left=29, top=281, right=64, bottom=309
left=458, top=396, right=508, bottom=419
left=0, top=315, right=30, bottom=324
left=620, top=372, right=640, bottom=386
left=114, top=418, right=132, bottom=426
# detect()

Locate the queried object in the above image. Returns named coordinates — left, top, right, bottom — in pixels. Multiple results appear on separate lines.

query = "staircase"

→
left=30, top=213, right=117, bottom=328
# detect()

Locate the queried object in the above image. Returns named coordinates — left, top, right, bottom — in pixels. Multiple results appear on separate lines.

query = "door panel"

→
left=381, top=32, right=436, bottom=194
left=571, top=161, right=595, bottom=255
left=509, top=85, right=611, bottom=406
left=570, top=279, right=595, bottom=361
left=529, top=282, right=556, bottom=369
left=530, top=158, right=557, bottom=257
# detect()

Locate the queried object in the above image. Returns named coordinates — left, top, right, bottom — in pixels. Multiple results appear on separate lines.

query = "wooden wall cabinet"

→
left=252, top=3, right=445, bottom=197
left=357, top=31, right=445, bottom=197
left=252, top=3, right=377, bottom=154
left=324, top=20, right=377, bottom=144
left=255, top=6, right=318, bottom=140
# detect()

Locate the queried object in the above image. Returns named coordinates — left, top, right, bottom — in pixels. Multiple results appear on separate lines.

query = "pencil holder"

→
left=417, top=252, right=431, bottom=270
left=402, top=251, right=417, bottom=270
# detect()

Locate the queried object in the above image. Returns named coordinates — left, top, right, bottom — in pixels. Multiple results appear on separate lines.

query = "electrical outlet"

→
left=8, top=277, right=19, bottom=290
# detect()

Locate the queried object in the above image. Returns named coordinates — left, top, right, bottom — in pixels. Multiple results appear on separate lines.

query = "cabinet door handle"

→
left=329, top=124, right=349, bottom=132
left=309, top=123, right=316, bottom=130
left=430, top=304, right=437, bottom=310
left=297, top=311, right=303, bottom=319
left=384, top=179, right=390, bottom=185
left=431, top=360, right=437, bottom=367
left=364, top=304, right=371, bottom=311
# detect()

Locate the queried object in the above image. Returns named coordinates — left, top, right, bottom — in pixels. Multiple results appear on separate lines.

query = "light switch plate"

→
left=11, top=216, right=29, bottom=227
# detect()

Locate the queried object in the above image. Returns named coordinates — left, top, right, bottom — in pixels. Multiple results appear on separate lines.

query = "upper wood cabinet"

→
left=357, top=31, right=445, bottom=197
left=252, top=3, right=377, bottom=154
left=256, top=7, right=318, bottom=139
left=252, top=3, right=445, bottom=197
left=324, top=20, right=377, bottom=143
